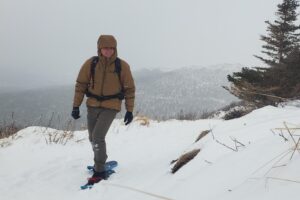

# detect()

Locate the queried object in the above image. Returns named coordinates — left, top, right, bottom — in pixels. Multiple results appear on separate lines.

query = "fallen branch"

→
left=289, top=136, right=300, bottom=160
left=266, top=176, right=300, bottom=184
left=215, top=139, right=237, bottom=152
left=278, top=130, right=289, bottom=142
left=283, top=122, right=300, bottom=156
left=251, top=148, right=292, bottom=176
left=230, top=136, right=245, bottom=150
left=211, top=131, right=243, bottom=152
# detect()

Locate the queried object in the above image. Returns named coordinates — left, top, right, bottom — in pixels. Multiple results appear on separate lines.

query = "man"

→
left=71, top=35, right=135, bottom=181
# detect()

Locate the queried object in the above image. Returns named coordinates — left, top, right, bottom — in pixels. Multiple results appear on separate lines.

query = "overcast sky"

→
left=0, top=0, right=285, bottom=89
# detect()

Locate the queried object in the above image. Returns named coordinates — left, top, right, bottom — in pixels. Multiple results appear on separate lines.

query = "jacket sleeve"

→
left=73, top=59, right=91, bottom=107
left=120, top=60, right=135, bottom=112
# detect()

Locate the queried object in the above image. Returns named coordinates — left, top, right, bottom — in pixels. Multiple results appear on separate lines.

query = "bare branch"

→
left=283, top=122, right=300, bottom=155
left=215, top=139, right=238, bottom=152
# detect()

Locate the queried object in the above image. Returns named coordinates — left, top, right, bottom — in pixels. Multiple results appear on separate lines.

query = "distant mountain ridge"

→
left=134, top=64, right=241, bottom=119
left=0, top=64, right=241, bottom=128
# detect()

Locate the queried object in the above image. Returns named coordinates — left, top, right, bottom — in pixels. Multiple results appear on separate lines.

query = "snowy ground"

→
left=1, top=105, right=300, bottom=200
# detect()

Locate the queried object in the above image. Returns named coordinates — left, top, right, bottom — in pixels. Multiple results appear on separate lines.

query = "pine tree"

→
left=255, top=0, right=300, bottom=65
left=225, top=0, right=300, bottom=107
left=276, top=47, right=300, bottom=97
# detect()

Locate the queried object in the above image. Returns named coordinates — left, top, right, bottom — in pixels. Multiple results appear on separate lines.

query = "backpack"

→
left=90, top=56, right=122, bottom=89
left=86, top=56, right=125, bottom=101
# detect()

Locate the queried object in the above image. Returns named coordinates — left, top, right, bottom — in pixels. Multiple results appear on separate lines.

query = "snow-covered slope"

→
left=1, top=105, right=300, bottom=200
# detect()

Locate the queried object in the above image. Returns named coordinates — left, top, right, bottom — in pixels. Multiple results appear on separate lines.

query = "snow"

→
left=1, top=105, right=300, bottom=200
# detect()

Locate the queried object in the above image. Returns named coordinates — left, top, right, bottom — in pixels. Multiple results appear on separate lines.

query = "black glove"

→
left=71, top=107, right=80, bottom=119
left=124, top=111, right=133, bottom=125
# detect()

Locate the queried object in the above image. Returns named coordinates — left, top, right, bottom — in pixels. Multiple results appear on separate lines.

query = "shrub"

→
left=223, top=108, right=252, bottom=120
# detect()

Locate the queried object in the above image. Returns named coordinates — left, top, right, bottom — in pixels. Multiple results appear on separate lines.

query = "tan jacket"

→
left=73, top=35, right=135, bottom=112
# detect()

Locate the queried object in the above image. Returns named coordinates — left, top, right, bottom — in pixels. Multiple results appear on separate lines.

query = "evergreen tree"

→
left=276, top=47, right=300, bottom=97
left=255, top=0, right=300, bottom=65
left=225, top=0, right=300, bottom=107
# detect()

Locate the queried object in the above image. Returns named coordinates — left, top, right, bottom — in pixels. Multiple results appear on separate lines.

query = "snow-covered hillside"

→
left=0, top=64, right=240, bottom=129
left=1, top=105, right=300, bottom=200
left=135, top=64, right=240, bottom=119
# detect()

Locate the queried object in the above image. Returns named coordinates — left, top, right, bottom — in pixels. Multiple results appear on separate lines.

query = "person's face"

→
left=101, top=47, right=115, bottom=58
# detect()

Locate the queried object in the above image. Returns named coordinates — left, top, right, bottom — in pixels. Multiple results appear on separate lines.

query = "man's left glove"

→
left=124, top=111, right=133, bottom=125
left=71, top=107, right=80, bottom=119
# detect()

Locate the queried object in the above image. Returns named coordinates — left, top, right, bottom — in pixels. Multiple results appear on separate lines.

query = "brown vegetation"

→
left=195, top=130, right=210, bottom=142
left=171, top=149, right=201, bottom=173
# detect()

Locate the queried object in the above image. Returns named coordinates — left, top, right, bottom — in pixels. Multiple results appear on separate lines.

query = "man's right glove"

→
left=71, top=107, right=80, bottom=119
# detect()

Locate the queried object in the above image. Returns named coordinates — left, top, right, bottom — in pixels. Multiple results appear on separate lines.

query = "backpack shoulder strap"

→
left=115, top=57, right=124, bottom=92
left=89, top=56, right=123, bottom=92
left=90, top=56, right=99, bottom=89
left=115, top=57, right=121, bottom=76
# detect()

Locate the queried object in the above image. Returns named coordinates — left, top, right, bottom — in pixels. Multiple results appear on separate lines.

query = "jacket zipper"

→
left=100, top=64, right=107, bottom=96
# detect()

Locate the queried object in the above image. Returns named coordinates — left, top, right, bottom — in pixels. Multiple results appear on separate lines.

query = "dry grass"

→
left=195, top=130, right=210, bottom=142
left=44, top=130, right=74, bottom=145
left=223, top=109, right=249, bottom=120
left=134, top=116, right=150, bottom=126
left=43, top=119, right=76, bottom=145
left=0, top=114, right=23, bottom=147
left=0, top=113, right=23, bottom=139
left=171, top=149, right=201, bottom=173
left=0, top=113, right=77, bottom=146
left=0, top=124, right=21, bottom=139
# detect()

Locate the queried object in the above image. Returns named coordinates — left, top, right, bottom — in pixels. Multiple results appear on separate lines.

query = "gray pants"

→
left=87, top=107, right=117, bottom=172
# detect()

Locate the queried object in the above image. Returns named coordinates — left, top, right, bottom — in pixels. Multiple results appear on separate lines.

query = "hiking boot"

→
left=88, top=170, right=109, bottom=184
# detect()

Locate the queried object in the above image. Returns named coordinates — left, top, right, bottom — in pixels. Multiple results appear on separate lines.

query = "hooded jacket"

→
left=73, top=35, right=135, bottom=112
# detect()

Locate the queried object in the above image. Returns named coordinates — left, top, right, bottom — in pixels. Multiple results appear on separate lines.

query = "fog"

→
left=0, top=0, right=282, bottom=89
